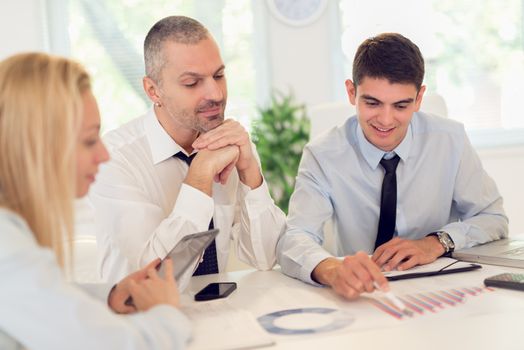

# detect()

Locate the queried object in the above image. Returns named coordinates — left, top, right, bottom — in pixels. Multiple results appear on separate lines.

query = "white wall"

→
left=478, top=147, right=524, bottom=235
left=259, top=0, right=345, bottom=105
left=3, top=0, right=523, bottom=235
left=0, top=0, right=48, bottom=60
left=265, top=6, right=335, bottom=104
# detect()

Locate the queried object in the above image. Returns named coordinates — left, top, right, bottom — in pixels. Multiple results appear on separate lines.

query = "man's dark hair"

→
left=144, top=16, right=209, bottom=82
left=352, top=33, right=425, bottom=90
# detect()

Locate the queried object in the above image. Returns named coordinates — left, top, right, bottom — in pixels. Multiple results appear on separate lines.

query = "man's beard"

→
left=195, top=99, right=225, bottom=132
left=195, top=115, right=224, bottom=133
left=165, top=100, right=225, bottom=133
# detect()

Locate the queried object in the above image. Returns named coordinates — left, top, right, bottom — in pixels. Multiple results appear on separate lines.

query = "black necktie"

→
left=174, top=151, right=219, bottom=275
left=374, top=154, right=401, bottom=250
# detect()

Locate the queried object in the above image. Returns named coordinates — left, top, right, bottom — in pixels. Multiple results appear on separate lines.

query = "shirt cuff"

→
left=75, top=282, right=116, bottom=303
left=171, top=184, right=214, bottom=231
left=300, top=250, right=333, bottom=287
left=238, top=178, right=274, bottom=206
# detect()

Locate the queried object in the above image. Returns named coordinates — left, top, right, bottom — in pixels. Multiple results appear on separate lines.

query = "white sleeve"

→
left=0, top=217, right=191, bottom=350
left=90, top=151, right=214, bottom=283
left=232, top=178, right=286, bottom=270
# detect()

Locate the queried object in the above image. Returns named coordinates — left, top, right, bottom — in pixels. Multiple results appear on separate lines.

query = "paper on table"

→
left=183, top=300, right=275, bottom=350
left=382, top=257, right=477, bottom=278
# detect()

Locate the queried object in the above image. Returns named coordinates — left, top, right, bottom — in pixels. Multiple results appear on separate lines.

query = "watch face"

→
left=438, top=231, right=454, bottom=252
left=443, top=233, right=455, bottom=249
left=267, top=0, right=328, bottom=26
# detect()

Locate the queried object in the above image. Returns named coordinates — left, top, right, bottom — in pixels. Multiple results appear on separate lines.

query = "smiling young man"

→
left=90, top=16, right=285, bottom=285
left=276, top=33, right=508, bottom=299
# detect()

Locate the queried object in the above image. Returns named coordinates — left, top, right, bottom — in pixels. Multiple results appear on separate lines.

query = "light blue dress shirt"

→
left=0, top=209, right=191, bottom=349
left=277, top=112, right=508, bottom=285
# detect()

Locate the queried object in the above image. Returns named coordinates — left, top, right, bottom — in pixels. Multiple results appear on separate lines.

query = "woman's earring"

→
left=155, top=101, right=162, bottom=107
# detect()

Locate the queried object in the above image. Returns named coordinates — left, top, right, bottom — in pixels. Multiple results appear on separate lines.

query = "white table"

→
left=182, top=263, right=524, bottom=350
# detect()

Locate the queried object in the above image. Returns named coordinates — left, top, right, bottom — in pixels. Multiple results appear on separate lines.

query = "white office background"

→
left=339, top=0, right=524, bottom=147
left=1, top=0, right=524, bottom=234
left=59, top=0, right=524, bottom=145
left=65, top=0, right=258, bottom=131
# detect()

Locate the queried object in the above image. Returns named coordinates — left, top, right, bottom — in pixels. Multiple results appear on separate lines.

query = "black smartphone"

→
left=484, top=273, right=524, bottom=291
left=194, top=282, right=237, bottom=301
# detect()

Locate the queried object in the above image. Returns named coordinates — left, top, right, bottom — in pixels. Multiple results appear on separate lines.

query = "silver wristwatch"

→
left=429, top=231, right=455, bottom=254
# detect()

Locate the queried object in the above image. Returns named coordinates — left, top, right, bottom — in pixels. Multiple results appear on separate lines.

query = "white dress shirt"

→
left=90, top=108, right=285, bottom=285
left=277, top=112, right=508, bottom=285
left=0, top=209, right=191, bottom=350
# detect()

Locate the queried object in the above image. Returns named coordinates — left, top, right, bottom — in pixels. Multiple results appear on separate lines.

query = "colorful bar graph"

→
left=440, top=291, right=463, bottom=303
left=450, top=289, right=465, bottom=298
left=418, top=293, right=443, bottom=308
left=370, top=286, right=492, bottom=320
left=405, top=295, right=435, bottom=313
left=369, top=299, right=404, bottom=319
left=462, top=287, right=478, bottom=296
left=398, top=297, right=424, bottom=314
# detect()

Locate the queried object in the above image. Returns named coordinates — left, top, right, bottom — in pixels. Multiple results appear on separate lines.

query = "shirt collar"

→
left=144, top=108, right=187, bottom=165
left=356, top=119, right=413, bottom=170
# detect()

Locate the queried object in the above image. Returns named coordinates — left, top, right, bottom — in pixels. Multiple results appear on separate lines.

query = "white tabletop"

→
left=181, top=263, right=524, bottom=350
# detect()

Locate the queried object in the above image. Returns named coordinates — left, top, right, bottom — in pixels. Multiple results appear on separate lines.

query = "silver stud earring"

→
left=155, top=102, right=162, bottom=107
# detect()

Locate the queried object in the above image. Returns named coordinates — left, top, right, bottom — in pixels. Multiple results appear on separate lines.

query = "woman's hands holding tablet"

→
left=108, top=258, right=180, bottom=313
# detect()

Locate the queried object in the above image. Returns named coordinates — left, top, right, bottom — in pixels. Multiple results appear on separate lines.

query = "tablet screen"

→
left=158, top=229, right=219, bottom=282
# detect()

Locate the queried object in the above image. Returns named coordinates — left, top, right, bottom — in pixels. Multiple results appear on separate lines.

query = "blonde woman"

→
left=0, top=53, right=191, bottom=349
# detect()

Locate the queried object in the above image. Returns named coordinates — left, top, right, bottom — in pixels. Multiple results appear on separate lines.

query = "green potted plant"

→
left=251, top=92, right=310, bottom=214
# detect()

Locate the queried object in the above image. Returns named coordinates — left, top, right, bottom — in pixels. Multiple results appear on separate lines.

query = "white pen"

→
left=373, top=281, right=413, bottom=316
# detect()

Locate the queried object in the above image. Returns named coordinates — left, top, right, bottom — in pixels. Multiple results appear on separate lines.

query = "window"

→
left=339, top=0, right=524, bottom=147
left=68, top=0, right=257, bottom=131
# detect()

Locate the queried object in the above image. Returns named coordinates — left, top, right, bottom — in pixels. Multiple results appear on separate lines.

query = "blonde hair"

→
left=0, top=53, right=91, bottom=266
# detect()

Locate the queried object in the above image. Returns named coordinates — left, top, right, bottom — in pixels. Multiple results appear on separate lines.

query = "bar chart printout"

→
left=369, top=286, right=494, bottom=320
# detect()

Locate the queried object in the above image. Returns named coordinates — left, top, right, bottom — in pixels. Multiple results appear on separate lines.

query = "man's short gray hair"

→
left=144, top=16, right=209, bottom=82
